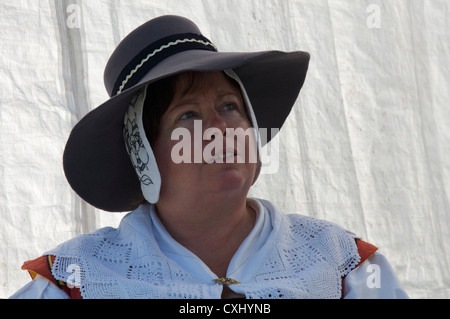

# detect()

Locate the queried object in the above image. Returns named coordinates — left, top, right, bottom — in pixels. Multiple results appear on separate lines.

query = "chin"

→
left=208, top=166, right=254, bottom=194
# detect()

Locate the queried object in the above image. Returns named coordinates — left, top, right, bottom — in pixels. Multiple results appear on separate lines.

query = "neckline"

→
left=147, top=198, right=273, bottom=282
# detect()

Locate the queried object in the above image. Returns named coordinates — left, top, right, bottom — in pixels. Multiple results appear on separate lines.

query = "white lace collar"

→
left=48, top=198, right=360, bottom=299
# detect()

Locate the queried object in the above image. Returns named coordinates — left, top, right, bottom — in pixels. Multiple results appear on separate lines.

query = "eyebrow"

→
left=167, top=90, right=241, bottom=113
left=166, top=98, right=199, bottom=115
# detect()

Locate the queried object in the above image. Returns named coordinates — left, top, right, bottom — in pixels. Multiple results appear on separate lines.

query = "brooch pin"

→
left=213, top=278, right=241, bottom=285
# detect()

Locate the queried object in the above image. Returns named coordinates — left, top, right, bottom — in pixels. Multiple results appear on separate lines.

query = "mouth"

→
left=205, top=151, right=237, bottom=164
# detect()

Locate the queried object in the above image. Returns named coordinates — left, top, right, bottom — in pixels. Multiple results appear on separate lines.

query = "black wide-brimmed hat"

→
left=63, top=15, right=310, bottom=212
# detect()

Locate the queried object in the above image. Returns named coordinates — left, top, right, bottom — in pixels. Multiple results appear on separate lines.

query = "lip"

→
left=205, top=148, right=238, bottom=164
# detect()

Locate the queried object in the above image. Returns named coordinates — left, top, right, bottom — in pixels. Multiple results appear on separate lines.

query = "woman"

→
left=11, top=15, right=407, bottom=299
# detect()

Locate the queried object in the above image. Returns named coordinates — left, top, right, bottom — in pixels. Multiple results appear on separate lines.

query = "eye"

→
left=222, top=103, right=236, bottom=111
left=179, top=111, right=195, bottom=120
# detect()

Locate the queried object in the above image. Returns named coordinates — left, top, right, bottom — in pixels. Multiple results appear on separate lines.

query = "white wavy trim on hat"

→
left=123, top=87, right=161, bottom=203
left=117, top=38, right=217, bottom=95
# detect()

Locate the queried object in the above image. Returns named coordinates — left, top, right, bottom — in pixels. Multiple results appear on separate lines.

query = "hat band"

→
left=113, top=33, right=217, bottom=96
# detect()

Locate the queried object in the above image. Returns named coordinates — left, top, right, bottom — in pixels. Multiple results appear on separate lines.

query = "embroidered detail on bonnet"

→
left=123, top=88, right=161, bottom=203
left=47, top=201, right=360, bottom=299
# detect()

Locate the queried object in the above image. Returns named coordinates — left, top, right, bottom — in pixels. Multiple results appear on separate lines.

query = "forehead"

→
left=172, top=71, right=241, bottom=99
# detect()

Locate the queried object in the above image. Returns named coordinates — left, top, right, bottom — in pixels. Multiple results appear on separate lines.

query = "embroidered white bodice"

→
left=47, top=198, right=361, bottom=299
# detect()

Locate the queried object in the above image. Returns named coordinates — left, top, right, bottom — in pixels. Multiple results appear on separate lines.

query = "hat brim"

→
left=63, top=49, right=310, bottom=212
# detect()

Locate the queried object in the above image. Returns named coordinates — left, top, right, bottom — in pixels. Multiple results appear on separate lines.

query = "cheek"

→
left=153, top=130, right=197, bottom=178
left=152, top=131, right=174, bottom=173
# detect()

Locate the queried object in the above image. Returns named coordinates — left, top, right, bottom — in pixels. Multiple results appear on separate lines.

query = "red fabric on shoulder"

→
left=340, top=239, right=378, bottom=298
left=21, top=255, right=82, bottom=299
left=22, top=255, right=58, bottom=286
left=355, top=238, right=378, bottom=267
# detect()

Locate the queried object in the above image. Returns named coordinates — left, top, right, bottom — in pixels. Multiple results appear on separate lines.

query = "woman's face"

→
left=153, top=71, right=258, bottom=204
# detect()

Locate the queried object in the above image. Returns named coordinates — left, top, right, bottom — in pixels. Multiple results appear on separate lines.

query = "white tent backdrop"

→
left=1, top=0, right=449, bottom=298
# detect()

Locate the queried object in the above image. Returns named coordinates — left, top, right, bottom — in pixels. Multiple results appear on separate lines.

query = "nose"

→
left=203, top=109, right=227, bottom=139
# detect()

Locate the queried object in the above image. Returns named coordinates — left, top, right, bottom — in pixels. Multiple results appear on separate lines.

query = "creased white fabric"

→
left=2, top=1, right=449, bottom=298
left=8, top=275, right=70, bottom=299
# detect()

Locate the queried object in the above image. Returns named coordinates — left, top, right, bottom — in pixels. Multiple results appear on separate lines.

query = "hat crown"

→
left=103, top=15, right=205, bottom=96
